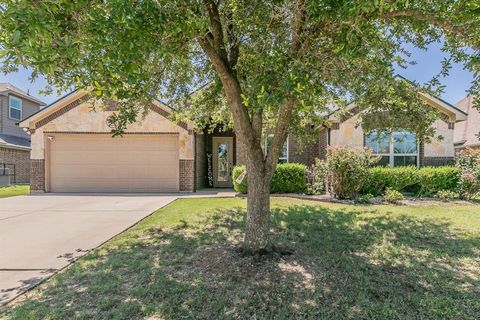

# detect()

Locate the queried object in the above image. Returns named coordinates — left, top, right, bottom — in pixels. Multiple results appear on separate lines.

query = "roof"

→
left=0, top=134, right=30, bottom=150
left=327, top=75, right=468, bottom=124
left=395, top=75, right=468, bottom=118
left=454, top=95, right=479, bottom=148
left=19, top=88, right=191, bottom=132
left=0, top=83, right=46, bottom=106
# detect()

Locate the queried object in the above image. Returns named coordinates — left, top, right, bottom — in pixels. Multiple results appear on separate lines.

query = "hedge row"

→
left=361, top=166, right=461, bottom=196
left=232, top=163, right=307, bottom=194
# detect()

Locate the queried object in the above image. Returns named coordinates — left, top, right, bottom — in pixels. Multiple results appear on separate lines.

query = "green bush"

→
left=384, top=187, right=405, bottom=203
left=362, top=166, right=419, bottom=196
left=232, top=163, right=307, bottom=194
left=324, top=146, right=378, bottom=199
left=436, top=190, right=460, bottom=202
left=456, top=148, right=480, bottom=200
left=306, top=159, right=327, bottom=195
left=417, top=166, right=461, bottom=197
left=232, top=165, right=248, bottom=193
left=354, top=193, right=374, bottom=204
left=361, top=166, right=460, bottom=197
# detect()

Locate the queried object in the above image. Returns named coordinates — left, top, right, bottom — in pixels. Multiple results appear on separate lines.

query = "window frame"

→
left=366, top=130, right=419, bottom=168
left=9, top=95, right=22, bottom=121
left=263, top=134, right=289, bottom=163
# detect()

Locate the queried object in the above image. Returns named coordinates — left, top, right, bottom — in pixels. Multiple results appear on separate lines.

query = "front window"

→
left=263, top=134, right=288, bottom=163
left=9, top=96, right=22, bottom=120
left=366, top=130, right=418, bottom=167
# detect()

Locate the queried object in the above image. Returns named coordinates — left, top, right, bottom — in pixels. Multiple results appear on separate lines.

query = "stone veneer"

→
left=0, top=147, right=31, bottom=184
left=30, top=159, right=45, bottom=192
left=179, top=159, right=195, bottom=191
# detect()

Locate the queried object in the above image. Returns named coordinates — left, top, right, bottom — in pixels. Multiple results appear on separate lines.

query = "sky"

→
left=0, top=42, right=474, bottom=106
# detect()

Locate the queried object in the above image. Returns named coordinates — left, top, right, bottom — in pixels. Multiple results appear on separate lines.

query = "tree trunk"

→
left=244, top=160, right=273, bottom=253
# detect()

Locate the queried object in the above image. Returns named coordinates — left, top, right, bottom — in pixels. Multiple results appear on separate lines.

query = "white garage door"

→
left=48, top=134, right=179, bottom=192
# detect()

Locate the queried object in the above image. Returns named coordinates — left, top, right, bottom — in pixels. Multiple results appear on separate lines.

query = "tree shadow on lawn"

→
left=5, top=204, right=480, bottom=320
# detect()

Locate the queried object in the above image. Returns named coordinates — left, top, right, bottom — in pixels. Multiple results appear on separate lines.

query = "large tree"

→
left=0, top=0, right=478, bottom=252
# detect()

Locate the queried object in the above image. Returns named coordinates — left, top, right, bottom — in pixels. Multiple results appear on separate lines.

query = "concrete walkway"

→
left=0, top=193, right=186, bottom=305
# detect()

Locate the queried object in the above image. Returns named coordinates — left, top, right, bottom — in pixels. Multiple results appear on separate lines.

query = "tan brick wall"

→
left=179, top=159, right=194, bottom=191
left=30, top=159, right=45, bottom=192
left=0, top=147, right=30, bottom=184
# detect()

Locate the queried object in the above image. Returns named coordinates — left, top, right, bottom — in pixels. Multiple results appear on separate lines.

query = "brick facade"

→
left=0, top=147, right=30, bottom=184
left=288, top=135, right=320, bottom=166
left=30, top=159, right=45, bottom=192
left=421, top=157, right=455, bottom=166
left=419, top=142, right=455, bottom=166
left=318, top=129, right=328, bottom=161
left=179, top=159, right=195, bottom=191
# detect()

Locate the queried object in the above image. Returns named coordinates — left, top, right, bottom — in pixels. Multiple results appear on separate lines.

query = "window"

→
left=365, top=130, right=418, bottom=167
left=9, top=96, right=22, bottom=120
left=263, top=134, right=288, bottom=163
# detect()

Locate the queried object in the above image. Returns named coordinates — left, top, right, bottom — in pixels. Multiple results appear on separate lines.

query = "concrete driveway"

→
left=0, top=194, right=179, bottom=305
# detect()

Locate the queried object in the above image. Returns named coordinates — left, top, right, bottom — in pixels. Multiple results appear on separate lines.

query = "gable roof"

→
left=19, top=89, right=191, bottom=132
left=327, top=76, right=468, bottom=125
left=454, top=95, right=479, bottom=148
left=0, top=83, right=46, bottom=105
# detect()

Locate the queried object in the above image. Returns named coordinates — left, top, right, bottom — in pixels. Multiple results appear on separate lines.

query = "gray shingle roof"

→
left=0, top=134, right=31, bottom=149
left=0, top=83, right=46, bottom=105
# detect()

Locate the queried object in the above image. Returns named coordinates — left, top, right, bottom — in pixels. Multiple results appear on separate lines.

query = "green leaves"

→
left=0, top=0, right=477, bottom=139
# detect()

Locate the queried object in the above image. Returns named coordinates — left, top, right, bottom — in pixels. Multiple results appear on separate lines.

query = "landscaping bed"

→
left=3, top=197, right=480, bottom=319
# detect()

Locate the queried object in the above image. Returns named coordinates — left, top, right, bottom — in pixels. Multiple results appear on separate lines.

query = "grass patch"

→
left=0, top=185, right=29, bottom=198
left=3, top=198, right=480, bottom=319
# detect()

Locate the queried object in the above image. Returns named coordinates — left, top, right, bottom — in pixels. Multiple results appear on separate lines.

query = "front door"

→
left=212, top=137, right=233, bottom=188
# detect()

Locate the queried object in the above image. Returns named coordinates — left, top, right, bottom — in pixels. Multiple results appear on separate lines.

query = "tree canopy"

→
left=1, top=0, right=479, bottom=251
left=0, top=0, right=478, bottom=138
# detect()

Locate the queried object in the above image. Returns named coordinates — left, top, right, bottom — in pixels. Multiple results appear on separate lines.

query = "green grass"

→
left=0, top=185, right=29, bottom=198
left=3, top=198, right=480, bottom=319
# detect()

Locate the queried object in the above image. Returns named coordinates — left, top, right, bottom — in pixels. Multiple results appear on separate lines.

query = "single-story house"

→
left=20, top=87, right=467, bottom=193
left=454, top=95, right=479, bottom=151
left=0, top=83, right=45, bottom=184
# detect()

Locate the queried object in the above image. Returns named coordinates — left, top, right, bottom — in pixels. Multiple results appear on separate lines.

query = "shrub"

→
left=417, top=166, right=461, bottom=197
left=384, top=187, right=405, bottom=203
left=436, top=190, right=459, bottom=202
left=354, top=193, right=374, bottom=204
left=324, top=146, right=378, bottom=199
left=306, top=159, right=327, bottom=195
left=232, top=163, right=307, bottom=194
left=270, top=163, right=308, bottom=193
left=362, top=166, right=419, bottom=196
left=361, top=166, right=460, bottom=197
left=232, top=165, right=248, bottom=193
left=456, top=148, right=480, bottom=200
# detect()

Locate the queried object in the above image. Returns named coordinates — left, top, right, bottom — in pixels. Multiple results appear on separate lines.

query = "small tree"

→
left=0, top=1, right=478, bottom=253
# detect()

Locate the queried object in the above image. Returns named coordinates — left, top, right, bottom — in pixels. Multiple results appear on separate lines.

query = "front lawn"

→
left=3, top=198, right=480, bottom=319
left=0, top=185, right=29, bottom=198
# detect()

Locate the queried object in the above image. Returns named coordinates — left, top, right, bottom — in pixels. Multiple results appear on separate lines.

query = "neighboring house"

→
left=0, top=83, right=45, bottom=184
left=20, top=86, right=466, bottom=193
left=454, top=95, right=480, bottom=151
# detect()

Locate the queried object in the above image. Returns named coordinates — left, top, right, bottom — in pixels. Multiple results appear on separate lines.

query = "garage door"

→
left=48, top=134, right=179, bottom=192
